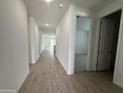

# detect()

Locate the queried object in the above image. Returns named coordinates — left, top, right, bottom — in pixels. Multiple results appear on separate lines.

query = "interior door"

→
left=97, top=18, right=114, bottom=71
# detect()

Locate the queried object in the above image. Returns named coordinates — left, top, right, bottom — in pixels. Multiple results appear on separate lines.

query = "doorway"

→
left=97, top=10, right=122, bottom=73
left=74, top=16, right=91, bottom=72
left=43, top=35, right=56, bottom=54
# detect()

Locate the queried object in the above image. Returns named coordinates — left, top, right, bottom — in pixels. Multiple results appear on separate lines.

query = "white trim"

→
left=0, top=89, right=17, bottom=93
left=86, top=18, right=93, bottom=71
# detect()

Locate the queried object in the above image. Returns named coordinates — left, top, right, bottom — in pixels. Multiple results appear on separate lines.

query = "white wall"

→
left=0, top=0, right=29, bottom=92
left=56, top=8, right=70, bottom=73
left=29, top=18, right=40, bottom=64
left=56, top=5, right=93, bottom=75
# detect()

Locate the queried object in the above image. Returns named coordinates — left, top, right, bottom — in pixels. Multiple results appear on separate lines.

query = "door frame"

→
left=96, top=9, right=122, bottom=71
left=96, top=18, right=103, bottom=71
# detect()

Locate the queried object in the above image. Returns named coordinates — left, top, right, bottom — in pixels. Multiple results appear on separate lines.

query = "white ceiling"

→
left=24, top=0, right=113, bottom=34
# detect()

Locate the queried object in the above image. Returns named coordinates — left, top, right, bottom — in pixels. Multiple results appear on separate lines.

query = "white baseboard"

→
left=0, top=89, right=16, bottom=93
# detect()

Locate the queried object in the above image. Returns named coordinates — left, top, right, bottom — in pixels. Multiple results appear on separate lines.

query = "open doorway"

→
left=97, top=10, right=122, bottom=75
left=43, top=35, right=56, bottom=54
left=74, top=16, right=91, bottom=72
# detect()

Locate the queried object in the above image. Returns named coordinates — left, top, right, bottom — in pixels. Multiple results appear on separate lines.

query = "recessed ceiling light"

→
left=45, top=24, right=49, bottom=26
left=59, top=4, right=64, bottom=8
left=45, top=0, right=53, bottom=3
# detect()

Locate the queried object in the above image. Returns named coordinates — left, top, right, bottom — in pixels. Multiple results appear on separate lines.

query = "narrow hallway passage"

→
left=18, top=48, right=122, bottom=93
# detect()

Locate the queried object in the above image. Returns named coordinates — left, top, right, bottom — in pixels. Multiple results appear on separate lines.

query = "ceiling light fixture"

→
left=59, top=4, right=64, bottom=8
left=45, top=24, right=49, bottom=26
left=45, top=0, right=53, bottom=3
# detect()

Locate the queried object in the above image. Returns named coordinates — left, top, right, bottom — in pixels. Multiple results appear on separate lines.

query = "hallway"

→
left=18, top=48, right=122, bottom=93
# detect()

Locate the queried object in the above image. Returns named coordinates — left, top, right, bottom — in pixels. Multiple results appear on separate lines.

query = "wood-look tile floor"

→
left=18, top=48, right=123, bottom=93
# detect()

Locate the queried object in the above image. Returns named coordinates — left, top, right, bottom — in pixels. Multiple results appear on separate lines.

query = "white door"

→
left=97, top=18, right=114, bottom=70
